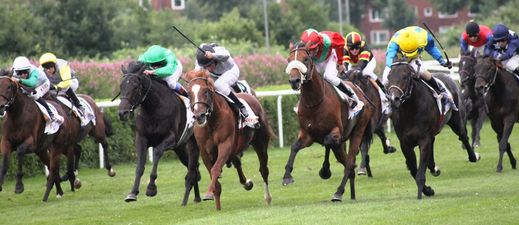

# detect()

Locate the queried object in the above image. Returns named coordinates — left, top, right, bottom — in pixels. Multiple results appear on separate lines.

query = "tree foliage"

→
left=430, top=0, right=511, bottom=15
left=383, top=0, right=416, bottom=31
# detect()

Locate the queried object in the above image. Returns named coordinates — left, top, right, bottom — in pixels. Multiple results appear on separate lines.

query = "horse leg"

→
left=209, top=142, right=233, bottom=210
left=43, top=148, right=63, bottom=201
left=14, top=146, right=26, bottom=194
left=375, top=127, right=396, bottom=154
left=230, top=154, right=254, bottom=191
left=448, top=110, right=480, bottom=162
left=319, top=146, right=332, bottom=179
left=472, top=106, right=487, bottom=148
left=252, top=136, right=271, bottom=206
left=427, top=148, right=440, bottom=177
left=100, top=140, right=116, bottom=177
left=125, top=136, right=148, bottom=202
left=146, top=144, right=168, bottom=197
left=64, top=146, right=76, bottom=192
left=505, top=143, right=517, bottom=169
left=400, top=141, right=418, bottom=191
left=330, top=143, right=348, bottom=202
left=0, top=140, right=13, bottom=192
left=495, top=117, right=516, bottom=172
left=282, top=135, right=312, bottom=185
left=417, top=138, right=434, bottom=199
left=358, top=141, right=372, bottom=177
left=181, top=139, right=201, bottom=206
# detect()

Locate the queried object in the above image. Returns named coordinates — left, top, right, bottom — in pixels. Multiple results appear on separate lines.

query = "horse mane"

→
left=0, top=69, right=9, bottom=77
left=127, top=61, right=146, bottom=74
left=185, top=70, right=215, bottom=87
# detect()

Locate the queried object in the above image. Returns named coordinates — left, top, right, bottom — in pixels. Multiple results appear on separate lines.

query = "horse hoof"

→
left=319, top=167, right=332, bottom=179
left=74, top=179, right=82, bottom=189
left=108, top=169, right=116, bottom=177
left=385, top=146, right=397, bottom=154
left=125, top=193, right=137, bottom=202
left=430, top=166, right=441, bottom=177
left=56, top=194, right=63, bottom=199
left=470, top=152, right=481, bottom=162
left=357, top=167, right=367, bottom=176
left=244, top=179, right=254, bottom=191
left=423, top=186, right=435, bottom=197
left=14, top=186, right=24, bottom=194
left=194, top=197, right=202, bottom=203
left=202, top=193, right=214, bottom=201
left=331, top=194, right=343, bottom=202
left=146, top=186, right=157, bottom=197
left=496, top=166, right=503, bottom=173
left=282, top=177, right=294, bottom=186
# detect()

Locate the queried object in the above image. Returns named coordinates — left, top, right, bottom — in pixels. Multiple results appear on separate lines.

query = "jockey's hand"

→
left=205, top=51, right=213, bottom=59
left=143, top=70, right=155, bottom=75
left=12, top=77, right=19, bottom=82
left=441, top=61, right=452, bottom=69
left=337, top=64, right=346, bottom=73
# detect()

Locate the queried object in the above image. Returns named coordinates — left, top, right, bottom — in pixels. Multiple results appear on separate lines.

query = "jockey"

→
left=12, top=56, right=63, bottom=123
left=194, top=43, right=251, bottom=121
left=39, top=52, right=85, bottom=113
left=300, top=28, right=360, bottom=108
left=138, top=45, right=187, bottom=97
left=483, top=23, right=519, bottom=76
left=383, top=26, right=452, bottom=101
left=460, top=21, right=493, bottom=55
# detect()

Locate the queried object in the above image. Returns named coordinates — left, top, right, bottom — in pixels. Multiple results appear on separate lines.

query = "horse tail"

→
left=103, top=113, right=114, bottom=137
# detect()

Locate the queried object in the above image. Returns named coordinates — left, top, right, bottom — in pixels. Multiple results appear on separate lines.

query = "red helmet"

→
left=300, top=29, right=322, bottom=49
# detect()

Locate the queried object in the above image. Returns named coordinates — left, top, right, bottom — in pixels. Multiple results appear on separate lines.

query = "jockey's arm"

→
left=424, top=35, right=446, bottom=64
left=385, top=42, right=399, bottom=68
left=20, top=69, right=39, bottom=87
left=153, top=51, right=177, bottom=78
left=460, top=36, right=469, bottom=55
left=56, top=64, right=72, bottom=89
left=498, top=40, right=519, bottom=61
left=212, top=47, right=231, bottom=62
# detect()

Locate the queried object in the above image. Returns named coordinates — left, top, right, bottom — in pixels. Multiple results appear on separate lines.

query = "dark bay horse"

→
left=283, top=41, right=374, bottom=201
left=0, top=76, right=77, bottom=201
left=474, top=56, right=518, bottom=172
left=119, top=61, right=200, bottom=206
left=185, top=69, right=272, bottom=211
left=459, top=51, right=487, bottom=148
left=387, top=59, right=480, bottom=199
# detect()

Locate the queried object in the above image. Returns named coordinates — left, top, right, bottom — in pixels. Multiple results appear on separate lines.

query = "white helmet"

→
left=13, top=56, right=32, bottom=71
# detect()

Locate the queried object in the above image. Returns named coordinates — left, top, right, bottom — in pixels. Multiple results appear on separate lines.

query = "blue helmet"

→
left=493, top=24, right=510, bottom=41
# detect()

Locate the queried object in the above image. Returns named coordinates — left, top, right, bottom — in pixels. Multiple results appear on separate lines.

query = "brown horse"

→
left=184, top=69, right=272, bottom=210
left=387, top=59, right=480, bottom=199
left=459, top=51, right=487, bottom=148
left=474, top=56, right=518, bottom=172
left=0, top=76, right=77, bottom=201
left=283, top=41, right=374, bottom=201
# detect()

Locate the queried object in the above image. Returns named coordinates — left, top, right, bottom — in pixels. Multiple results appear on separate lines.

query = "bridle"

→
left=0, top=77, right=19, bottom=111
left=120, top=73, right=152, bottom=112
left=387, top=61, right=416, bottom=104
left=475, top=60, right=499, bottom=95
left=286, top=44, right=316, bottom=83
left=459, top=55, right=477, bottom=87
left=188, top=76, right=214, bottom=117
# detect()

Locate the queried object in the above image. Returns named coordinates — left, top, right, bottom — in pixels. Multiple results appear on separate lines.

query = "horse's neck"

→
left=300, top=71, right=327, bottom=106
left=7, top=91, right=37, bottom=124
left=140, top=83, right=178, bottom=116
left=208, top=94, right=235, bottom=126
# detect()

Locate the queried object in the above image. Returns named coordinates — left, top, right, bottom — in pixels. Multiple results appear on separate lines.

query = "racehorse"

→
left=458, top=51, right=487, bottom=148
left=474, top=56, right=518, bottom=172
left=387, top=58, right=480, bottom=199
left=344, top=69, right=396, bottom=176
left=184, top=69, right=272, bottom=211
left=119, top=61, right=200, bottom=206
left=283, top=41, right=374, bottom=202
left=0, top=74, right=77, bottom=201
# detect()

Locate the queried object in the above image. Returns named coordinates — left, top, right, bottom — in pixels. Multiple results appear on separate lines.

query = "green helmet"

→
left=142, top=45, right=167, bottom=63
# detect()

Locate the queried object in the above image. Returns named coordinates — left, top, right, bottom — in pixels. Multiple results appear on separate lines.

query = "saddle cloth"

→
left=34, top=100, right=64, bottom=135
left=218, top=91, right=259, bottom=128
left=57, top=96, right=96, bottom=127
left=332, top=81, right=364, bottom=119
left=176, top=95, right=195, bottom=146
left=422, top=78, right=457, bottom=116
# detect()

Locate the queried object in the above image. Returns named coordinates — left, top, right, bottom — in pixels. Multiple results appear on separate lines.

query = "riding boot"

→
left=175, top=83, right=189, bottom=98
left=227, top=92, right=248, bottom=120
left=66, top=89, right=85, bottom=113
left=513, top=68, right=519, bottom=76
left=426, top=78, right=458, bottom=111
left=36, top=98, right=59, bottom=122
left=336, top=82, right=358, bottom=109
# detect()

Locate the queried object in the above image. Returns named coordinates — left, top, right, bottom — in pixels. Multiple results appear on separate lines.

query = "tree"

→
left=383, top=0, right=416, bottom=31
left=430, top=0, right=511, bottom=15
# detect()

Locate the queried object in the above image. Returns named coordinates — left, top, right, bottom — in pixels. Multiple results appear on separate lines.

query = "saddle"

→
left=34, top=100, right=64, bottom=134
left=218, top=91, right=259, bottom=128
left=421, top=78, right=457, bottom=116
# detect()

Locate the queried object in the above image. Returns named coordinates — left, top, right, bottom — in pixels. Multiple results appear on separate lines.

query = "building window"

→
left=438, top=26, right=452, bottom=34
left=369, top=8, right=384, bottom=23
left=370, top=30, right=390, bottom=45
left=438, top=11, right=458, bottom=19
left=414, top=6, right=418, bottom=17
left=171, top=0, right=185, bottom=10
left=424, top=7, right=433, bottom=17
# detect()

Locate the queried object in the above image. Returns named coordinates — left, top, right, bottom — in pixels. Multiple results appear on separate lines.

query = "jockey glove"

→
left=441, top=61, right=452, bottom=69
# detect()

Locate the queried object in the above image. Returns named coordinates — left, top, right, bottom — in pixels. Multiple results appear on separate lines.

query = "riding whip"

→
left=172, top=26, right=205, bottom=53
left=422, top=22, right=451, bottom=67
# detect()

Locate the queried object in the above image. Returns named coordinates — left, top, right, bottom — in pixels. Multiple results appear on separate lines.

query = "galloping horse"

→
left=459, top=51, right=487, bottom=148
left=185, top=69, right=272, bottom=211
left=0, top=75, right=77, bottom=201
left=119, top=61, right=200, bottom=206
left=283, top=41, right=374, bottom=201
left=387, top=59, right=480, bottom=199
left=474, top=56, right=518, bottom=172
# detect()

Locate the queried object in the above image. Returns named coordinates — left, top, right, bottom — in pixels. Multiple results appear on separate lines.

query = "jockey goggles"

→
left=149, top=60, right=167, bottom=68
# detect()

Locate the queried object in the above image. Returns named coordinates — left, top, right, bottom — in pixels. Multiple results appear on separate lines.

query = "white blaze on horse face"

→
left=191, top=84, right=201, bottom=111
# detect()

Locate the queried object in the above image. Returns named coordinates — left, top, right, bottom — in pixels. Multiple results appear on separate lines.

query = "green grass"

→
left=1, top=124, right=518, bottom=225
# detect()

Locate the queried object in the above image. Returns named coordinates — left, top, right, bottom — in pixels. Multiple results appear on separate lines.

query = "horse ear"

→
left=289, top=42, right=294, bottom=50
left=138, top=64, right=146, bottom=75
left=472, top=50, right=479, bottom=58
left=121, top=65, right=128, bottom=75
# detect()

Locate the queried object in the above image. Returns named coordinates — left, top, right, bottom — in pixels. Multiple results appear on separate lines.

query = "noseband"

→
left=388, top=61, right=415, bottom=104
left=120, top=73, right=152, bottom=112
left=188, top=77, right=214, bottom=116
left=286, top=47, right=315, bottom=82
left=475, top=61, right=499, bottom=95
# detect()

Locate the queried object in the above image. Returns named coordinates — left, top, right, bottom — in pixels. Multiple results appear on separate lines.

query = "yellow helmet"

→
left=396, top=30, right=420, bottom=58
left=39, top=52, right=58, bottom=65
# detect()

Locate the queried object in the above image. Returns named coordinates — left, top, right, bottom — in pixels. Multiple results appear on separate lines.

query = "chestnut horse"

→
left=119, top=61, right=200, bottom=206
left=0, top=76, right=77, bottom=201
left=459, top=51, right=487, bottom=148
left=387, top=59, right=480, bottom=199
left=185, top=69, right=272, bottom=210
left=474, top=56, right=518, bottom=172
left=283, top=41, right=374, bottom=201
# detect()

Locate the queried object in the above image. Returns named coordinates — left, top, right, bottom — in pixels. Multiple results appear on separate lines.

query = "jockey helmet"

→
left=13, top=56, right=32, bottom=71
left=465, top=21, right=480, bottom=36
left=196, top=44, right=216, bottom=67
left=142, top=45, right=167, bottom=64
left=39, top=52, right=58, bottom=65
left=397, top=30, right=420, bottom=58
left=300, top=28, right=322, bottom=49
left=345, top=32, right=365, bottom=49
left=493, top=24, right=509, bottom=41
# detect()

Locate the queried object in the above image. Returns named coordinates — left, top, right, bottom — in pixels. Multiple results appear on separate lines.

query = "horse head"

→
left=459, top=51, right=478, bottom=92
left=0, top=76, right=20, bottom=117
left=474, top=56, right=499, bottom=96
left=118, top=61, right=149, bottom=121
left=387, top=58, right=416, bottom=108
left=285, top=41, right=316, bottom=90
left=185, top=70, right=214, bottom=126
left=344, top=69, right=364, bottom=84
